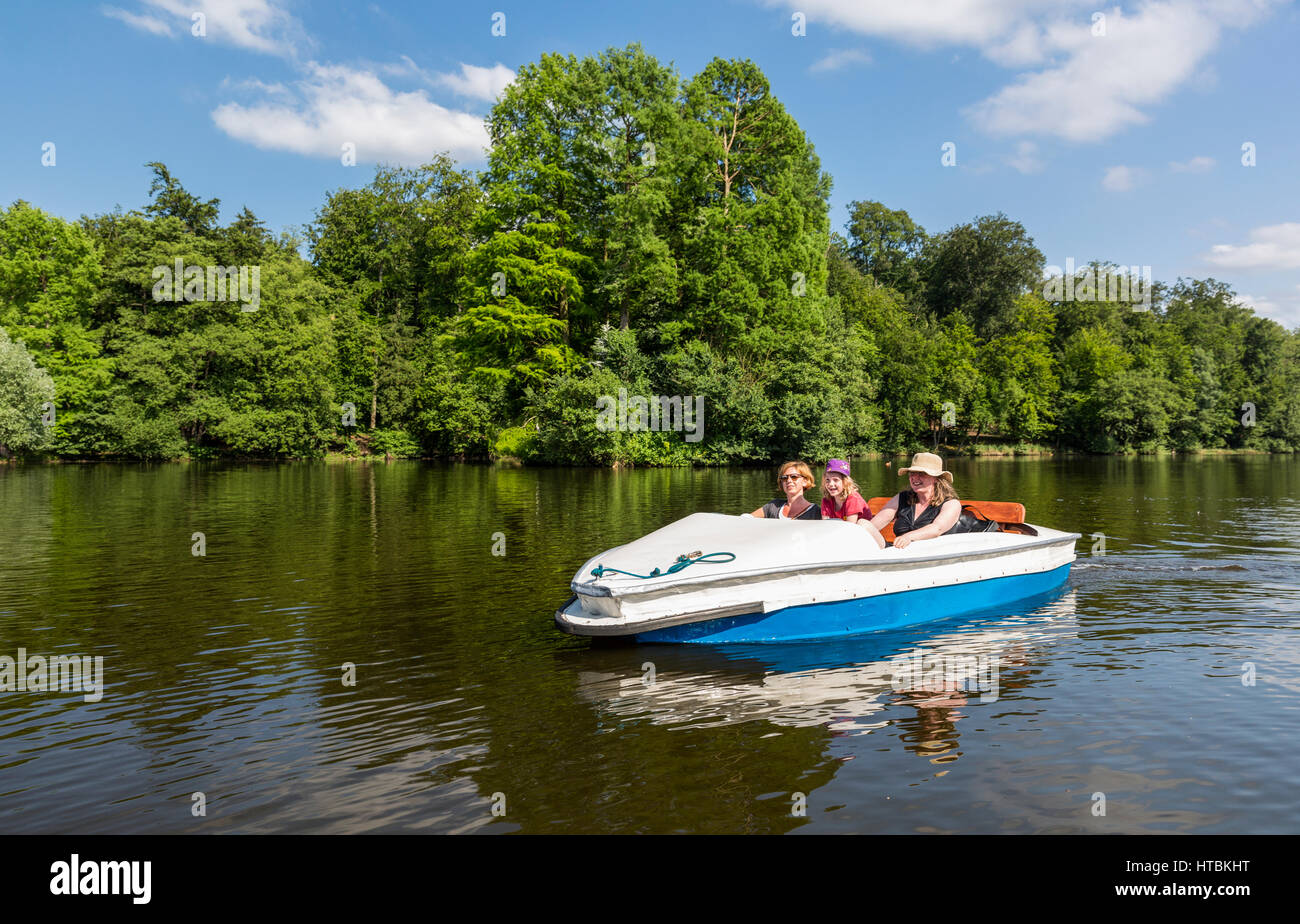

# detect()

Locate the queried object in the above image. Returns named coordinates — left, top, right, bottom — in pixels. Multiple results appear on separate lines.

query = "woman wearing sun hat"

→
left=870, top=452, right=965, bottom=550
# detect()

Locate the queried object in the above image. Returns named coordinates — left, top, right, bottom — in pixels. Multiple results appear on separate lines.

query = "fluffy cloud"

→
left=211, top=63, right=490, bottom=164
left=1101, top=165, right=1144, bottom=191
left=105, top=1, right=498, bottom=162
left=103, top=0, right=307, bottom=57
left=383, top=56, right=516, bottom=102
left=764, top=0, right=1283, bottom=141
left=809, top=49, right=872, bottom=73
left=1206, top=223, right=1300, bottom=270
left=1235, top=287, right=1300, bottom=329
left=432, top=62, right=516, bottom=102
left=1006, top=140, right=1043, bottom=174
left=1170, top=156, right=1215, bottom=173
left=102, top=6, right=172, bottom=36
left=770, top=0, right=1066, bottom=48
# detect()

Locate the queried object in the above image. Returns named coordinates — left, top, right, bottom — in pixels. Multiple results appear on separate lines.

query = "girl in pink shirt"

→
left=820, top=459, right=869, bottom=522
left=820, top=459, right=887, bottom=550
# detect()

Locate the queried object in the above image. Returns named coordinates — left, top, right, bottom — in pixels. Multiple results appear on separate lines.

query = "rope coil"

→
left=591, top=550, right=736, bottom=580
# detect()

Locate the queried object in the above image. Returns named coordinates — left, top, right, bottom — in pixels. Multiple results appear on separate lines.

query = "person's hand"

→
left=894, top=534, right=912, bottom=550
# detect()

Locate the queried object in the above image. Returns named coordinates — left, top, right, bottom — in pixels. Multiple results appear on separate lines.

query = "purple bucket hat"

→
left=825, top=459, right=851, bottom=478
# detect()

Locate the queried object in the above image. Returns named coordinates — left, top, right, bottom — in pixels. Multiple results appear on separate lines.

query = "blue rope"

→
left=591, top=551, right=736, bottom=580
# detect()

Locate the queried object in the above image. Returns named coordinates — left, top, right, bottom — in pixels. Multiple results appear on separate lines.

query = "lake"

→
left=1, top=457, right=1296, bottom=833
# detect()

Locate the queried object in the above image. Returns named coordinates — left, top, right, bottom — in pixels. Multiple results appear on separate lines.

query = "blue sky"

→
left=2, top=0, right=1298, bottom=327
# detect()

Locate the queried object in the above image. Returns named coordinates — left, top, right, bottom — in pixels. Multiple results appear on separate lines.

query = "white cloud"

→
left=1235, top=289, right=1300, bottom=329
left=809, top=49, right=872, bottom=73
left=1236, top=293, right=1277, bottom=313
left=765, top=0, right=1283, bottom=142
left=1170, top=155, right=1215, bottom=173
left=1206, top=223, right=1300, bottom=270
left=104, top=0, right=307, bottom=57
left=1101, top=165, right=1144, bottom=191
left=769, top=0, right=1066, bottom=48
left=431, top=62, right=516, bottom=102
left=382, top=56, right=515, bottom=101
left=966, top=4, right=1229, bottom=141
left=102, top=5, right=173, bottom=36
left=211, top=63, right=490, bottom=164
left=1006, top=140, right=1043, bottom=174
left=220, top=76, right=293, bottom=98
left=104, top=2, right=499, bottom=163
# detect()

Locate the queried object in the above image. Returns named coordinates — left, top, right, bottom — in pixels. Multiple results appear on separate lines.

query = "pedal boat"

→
left=554, top=508, right=1079, bottom=644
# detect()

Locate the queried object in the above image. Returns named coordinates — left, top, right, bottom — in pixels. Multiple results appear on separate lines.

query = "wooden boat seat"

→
left=864, top=497, right=1028, bottom=543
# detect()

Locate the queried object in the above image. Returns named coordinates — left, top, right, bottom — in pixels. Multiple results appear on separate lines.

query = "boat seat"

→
left=865, top=497, right=1028, bottom=543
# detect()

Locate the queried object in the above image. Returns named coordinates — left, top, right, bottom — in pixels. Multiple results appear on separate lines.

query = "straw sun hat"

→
left=898, top=452, right=952, bottom=481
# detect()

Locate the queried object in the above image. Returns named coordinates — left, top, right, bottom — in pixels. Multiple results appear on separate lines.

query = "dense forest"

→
left=2, top=44, right=1298, bottom=464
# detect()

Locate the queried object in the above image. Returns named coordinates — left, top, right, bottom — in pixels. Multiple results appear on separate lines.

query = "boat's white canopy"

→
left=562, top=512, right=1079, bottom=635
left=574, top=513, right=874, bottom=588
left=573, top=512, right=1062, bottom=597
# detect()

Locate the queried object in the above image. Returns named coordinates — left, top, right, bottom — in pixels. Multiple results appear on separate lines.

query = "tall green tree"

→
left=923, top=212, right=1044, bottom=339
left=980, top=294, right=1057, bottom=443
left=674, top=57, right=831, bottom=350
left=844, top=200, right=927, bottom=300
left=143, top=162, right=220, bottom=235
left=0, top=201, right=108, bottom=453
left=309, top=158, right=482, bottom=433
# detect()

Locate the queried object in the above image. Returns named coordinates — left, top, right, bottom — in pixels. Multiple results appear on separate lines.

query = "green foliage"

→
left=0, top=328, right=56, bottom=456
left=0, top=201, right=110, bottom=453
left=922, top=212, right=1045, bottom=339
left=844, top=200, right=927, bottom=300
left=369, top=428, right=421, bottom=458
left=980, top=295, right=1058, bottom=443
left=144, top=162, right=220, bottom=235
left=2, top=49, right=1298, bottom=464
left=493, top=424, right=538, bottom=459
left=415, top=359, right=505, bottom=458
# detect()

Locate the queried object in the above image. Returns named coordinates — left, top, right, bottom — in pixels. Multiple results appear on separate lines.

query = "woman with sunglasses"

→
left=748, top=461, right=822, bottom=519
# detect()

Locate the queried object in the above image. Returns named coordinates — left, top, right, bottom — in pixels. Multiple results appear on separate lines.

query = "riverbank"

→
left=4, top=445, right=1290, bottom=466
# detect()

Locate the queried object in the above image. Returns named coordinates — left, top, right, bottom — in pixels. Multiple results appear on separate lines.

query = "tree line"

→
left=2, top=44, right=1297, bottom=463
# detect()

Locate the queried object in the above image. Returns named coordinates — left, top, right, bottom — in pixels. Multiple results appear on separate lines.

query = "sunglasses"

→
left=779, top=474, right=803, bottom=482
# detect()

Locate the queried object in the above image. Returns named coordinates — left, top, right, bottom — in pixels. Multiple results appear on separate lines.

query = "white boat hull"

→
left=556, top=513, right=1079, bottom=642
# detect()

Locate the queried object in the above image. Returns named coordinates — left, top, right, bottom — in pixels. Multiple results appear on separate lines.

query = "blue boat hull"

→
left=633, top=563, right=1073, bottom=644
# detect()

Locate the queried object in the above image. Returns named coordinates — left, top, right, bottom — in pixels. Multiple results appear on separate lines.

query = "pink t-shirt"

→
left=821, top=492, right=869, bottom=521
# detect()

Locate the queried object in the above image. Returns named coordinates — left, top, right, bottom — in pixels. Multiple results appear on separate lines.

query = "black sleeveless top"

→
left=761, top=497, right=821, bottom=520
left=892, top=491, right=949, bottom=535
left=892, top=491, right=999, bottom=536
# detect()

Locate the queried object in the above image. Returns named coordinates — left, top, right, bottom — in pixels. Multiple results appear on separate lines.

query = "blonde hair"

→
left=777, top=461, right=814, bottom=490
left=932, top=476, right=959, bottom=506
left=821, top=472, right=861, bottom=505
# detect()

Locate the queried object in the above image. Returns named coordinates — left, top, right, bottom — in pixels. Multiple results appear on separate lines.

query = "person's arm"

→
left=857, top=519, right=886, bottom=549
left=870, top=494, right=900, bottom=530
left=749, top=505, right=767, bottom=517
left=893, top=499, right=962, bottom=549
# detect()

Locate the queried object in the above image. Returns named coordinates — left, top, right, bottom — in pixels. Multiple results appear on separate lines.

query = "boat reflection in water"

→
left=573, top=588, right=1078, bottom=769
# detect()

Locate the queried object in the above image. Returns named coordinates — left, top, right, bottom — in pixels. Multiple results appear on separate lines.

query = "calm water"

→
left=1, top=458, right=1297, bottom=834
